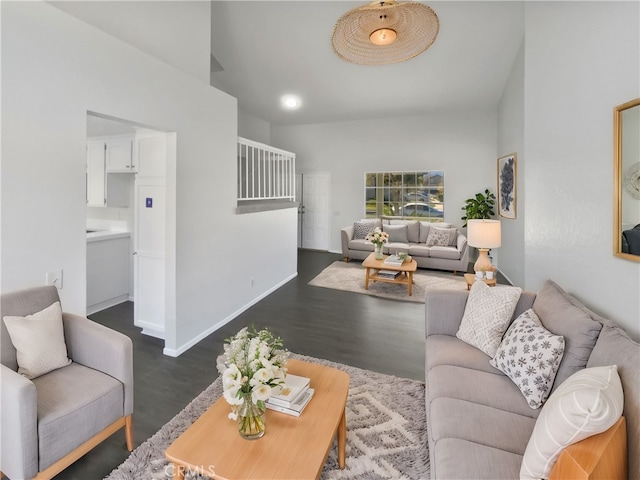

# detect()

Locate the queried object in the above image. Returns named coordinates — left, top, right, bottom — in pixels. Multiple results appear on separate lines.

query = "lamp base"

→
left=473, top=248, right=494, bottom=273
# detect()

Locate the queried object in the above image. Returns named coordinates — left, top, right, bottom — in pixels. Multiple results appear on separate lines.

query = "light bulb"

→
left=370, top=28, right=397, bottom=46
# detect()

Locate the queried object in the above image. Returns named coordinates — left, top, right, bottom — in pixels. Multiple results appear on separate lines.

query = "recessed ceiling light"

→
left=282, top=95, right=301, bottom=110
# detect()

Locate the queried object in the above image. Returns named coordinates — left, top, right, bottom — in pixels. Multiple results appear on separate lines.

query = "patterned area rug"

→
left=106, top=353, right=429, bottom=480
left=308, top=261, right=466, bottom=303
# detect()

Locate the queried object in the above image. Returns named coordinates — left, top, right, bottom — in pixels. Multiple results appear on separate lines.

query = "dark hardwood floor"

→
left=53, top=249, right=454, bottom=479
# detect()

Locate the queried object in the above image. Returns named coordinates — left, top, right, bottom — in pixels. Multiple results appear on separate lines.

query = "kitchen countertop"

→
left=87, top=230, right=130, bottom=243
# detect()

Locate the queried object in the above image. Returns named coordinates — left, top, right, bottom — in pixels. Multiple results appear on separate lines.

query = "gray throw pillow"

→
left=353, top=221, right=375, bottom=239
left=383, top=224, right=409, bottom=243
left=532, top=280, right=603, bottom=391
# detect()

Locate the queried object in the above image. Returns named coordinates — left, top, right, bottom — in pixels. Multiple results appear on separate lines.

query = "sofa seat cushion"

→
left=428, top=364, right=541, bottom=419
left=429, top=245, right=461, bottom=260
left=430, top=398, right=536, bottom=456
left=408, top=244, right=431, bottom=257
left=433, top=438, right=523, bottom=479
left=385, top=242, right=410, bottom=253
left=426, top=335, right=501, bottom=375
left=33, top=362, right=123, bottom=470
left=348, top=239, right=374, bottom=252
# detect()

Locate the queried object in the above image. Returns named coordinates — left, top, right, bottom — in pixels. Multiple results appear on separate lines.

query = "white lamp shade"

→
left=467, top=219, right=501, bottom=249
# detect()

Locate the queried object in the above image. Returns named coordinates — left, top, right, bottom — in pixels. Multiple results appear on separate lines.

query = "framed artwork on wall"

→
left=498, top=153, right=517, bottom=219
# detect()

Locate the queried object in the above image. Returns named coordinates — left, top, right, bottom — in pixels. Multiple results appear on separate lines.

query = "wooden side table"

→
left=464, top=273, right=497, bottom=290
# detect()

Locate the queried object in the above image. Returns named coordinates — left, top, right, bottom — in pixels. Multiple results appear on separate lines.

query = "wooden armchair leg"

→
left=125, top=415, right=134, bottom=451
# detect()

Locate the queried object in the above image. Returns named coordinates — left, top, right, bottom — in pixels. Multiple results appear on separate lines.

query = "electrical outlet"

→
left=45, top=270, right=63, bottom=289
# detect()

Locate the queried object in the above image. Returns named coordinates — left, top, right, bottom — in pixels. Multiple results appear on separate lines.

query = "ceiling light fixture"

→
left=331, top=0, right=439, bottom=66
left=281, top=95, right=301, bottom=110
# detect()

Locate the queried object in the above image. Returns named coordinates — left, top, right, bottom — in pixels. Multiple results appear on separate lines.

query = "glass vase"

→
left=375, top=243, right=384, bottom=260
left=237, top=394, right=266, bottom=440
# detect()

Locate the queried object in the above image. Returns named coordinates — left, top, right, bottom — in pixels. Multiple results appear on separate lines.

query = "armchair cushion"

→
left=33, top=362, right=123, bottom=470
left=3, top=301, right=71, bottom=379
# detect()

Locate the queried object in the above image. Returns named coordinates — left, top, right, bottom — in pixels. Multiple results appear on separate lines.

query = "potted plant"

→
left=461, top=189, right=496, bottom=227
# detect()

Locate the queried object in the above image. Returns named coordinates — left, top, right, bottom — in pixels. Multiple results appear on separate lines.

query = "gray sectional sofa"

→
left=341, top=218, right=469, bottom=273
left=425, top=280, right=639, bottom=479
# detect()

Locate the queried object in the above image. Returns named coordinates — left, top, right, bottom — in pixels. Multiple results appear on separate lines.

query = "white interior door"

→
left=297, top=172, right=330, bottom=250
left=134, top=179, right=166, bottom=339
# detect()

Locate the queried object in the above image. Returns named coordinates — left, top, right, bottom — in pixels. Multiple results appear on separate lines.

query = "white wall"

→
left=523, top=1, right=640, bottom=339
left=49, top=1, right=212, bottom=84
left=272, top=112, right=498, bottom=254
left=497, top=41, right=525, bottom=287
left=238, top=109, right=272, bottom=145
left=1, top=1, right=298, bottom=354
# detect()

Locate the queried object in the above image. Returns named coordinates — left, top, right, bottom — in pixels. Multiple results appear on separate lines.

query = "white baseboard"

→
left=87, top=294, right=129, bottom=316
left=162, top=272, right=298, bottom=357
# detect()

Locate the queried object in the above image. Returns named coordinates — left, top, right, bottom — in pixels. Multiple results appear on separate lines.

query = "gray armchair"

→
left=0, top=286, right=133, bottom=480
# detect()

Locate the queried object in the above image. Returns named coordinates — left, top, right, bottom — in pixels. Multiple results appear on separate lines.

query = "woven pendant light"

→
left=331, top=0, right=439, bottom=66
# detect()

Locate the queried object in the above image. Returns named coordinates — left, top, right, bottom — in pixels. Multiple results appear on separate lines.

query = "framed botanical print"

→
left=498, top=153, right=517, bottom=219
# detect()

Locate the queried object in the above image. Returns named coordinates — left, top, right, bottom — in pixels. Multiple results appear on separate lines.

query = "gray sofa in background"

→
left=341, top=218, right=469, bottom=274
left=425, top=280, right=639, bottom=479
left=1, top=286, right=134, bottom=480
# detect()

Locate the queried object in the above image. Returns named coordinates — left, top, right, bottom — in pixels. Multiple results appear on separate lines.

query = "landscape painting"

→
left=498, top=153, right=517, bottom=219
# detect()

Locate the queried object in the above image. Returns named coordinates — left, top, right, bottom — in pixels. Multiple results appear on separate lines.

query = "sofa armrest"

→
left=457, top=234, right=469, bottom=269
left=341, top=225, right=354, bottom=260
left=425, top=289, right=469, bottom=338
left=549, top=416, right=627, bottom=479
left=63, top=313, right=134, bottom=415
left=0, top=364, right=38, bottom=479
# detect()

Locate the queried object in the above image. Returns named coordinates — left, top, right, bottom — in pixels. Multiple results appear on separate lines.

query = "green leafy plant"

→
left=461, top=189, right=496, bottom=227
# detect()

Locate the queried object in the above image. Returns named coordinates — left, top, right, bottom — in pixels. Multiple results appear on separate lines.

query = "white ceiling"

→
left=210, top=1, right=525, bottom=126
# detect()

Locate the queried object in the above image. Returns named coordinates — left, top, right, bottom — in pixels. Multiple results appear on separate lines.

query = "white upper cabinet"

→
left=106, top=137, right=136, bottom=172
left=135, top=134, right=166, bottom=177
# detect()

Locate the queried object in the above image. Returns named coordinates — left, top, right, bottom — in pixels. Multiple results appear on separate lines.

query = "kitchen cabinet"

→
left=87, top=232, right=130, bottom=314
left=106, top=137, right=136, bottom=172
left=86, top=140, right=132, bottom=207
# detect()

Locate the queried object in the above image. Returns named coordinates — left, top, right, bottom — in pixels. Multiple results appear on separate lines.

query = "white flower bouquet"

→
left=218, top=326, right=288, bottom=438
left=365, top=227, right=389, bottom=247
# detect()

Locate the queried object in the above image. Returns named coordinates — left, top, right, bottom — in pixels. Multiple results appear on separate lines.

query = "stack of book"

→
left=377, top=270, right=401, bottom=279
left=384, top=254, right=404, bottom=266
left=266, top=374, right=314, bottom=417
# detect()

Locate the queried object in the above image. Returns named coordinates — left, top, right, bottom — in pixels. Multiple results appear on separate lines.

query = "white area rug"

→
left=106, top=353, right=429, bottom=480
left=308, top=261, right=466, bottom=303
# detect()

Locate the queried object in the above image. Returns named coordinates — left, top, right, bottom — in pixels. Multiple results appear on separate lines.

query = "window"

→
left=237, top=137, right=295, bottom=203
left=364, top=171, right=444, bottom=219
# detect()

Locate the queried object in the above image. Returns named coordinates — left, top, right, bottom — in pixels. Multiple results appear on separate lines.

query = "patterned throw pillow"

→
left=353, top=221, right=375, bottom=239
left=456, top=281, right=522, bottom=357
left=490, top=309, right=565, bottom=409
left=425, top=226, right=457, bottom=246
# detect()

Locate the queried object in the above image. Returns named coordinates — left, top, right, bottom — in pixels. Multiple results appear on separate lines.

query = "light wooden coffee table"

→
left=165, top=359, right=350, bottom=480
left=362, top=252, right=418, bottom=296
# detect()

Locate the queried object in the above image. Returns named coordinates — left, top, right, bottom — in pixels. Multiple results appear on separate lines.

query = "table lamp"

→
left=467, top=219, right=501, bottom=273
